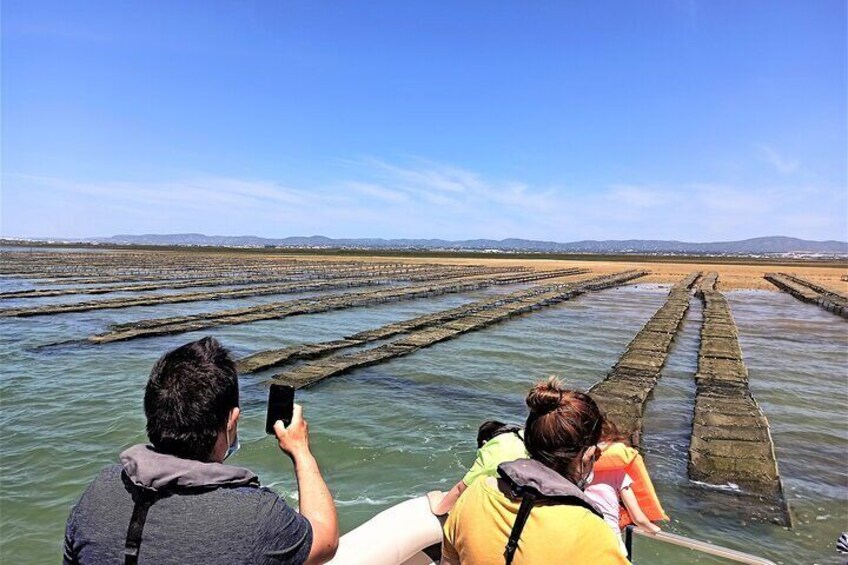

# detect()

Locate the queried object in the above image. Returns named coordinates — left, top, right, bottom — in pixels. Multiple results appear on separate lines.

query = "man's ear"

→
left=228, top=407, right=241, bottom=431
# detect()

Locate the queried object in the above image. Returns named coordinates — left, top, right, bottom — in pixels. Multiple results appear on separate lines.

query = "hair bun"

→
left=526, top=376, right=564, bottom=416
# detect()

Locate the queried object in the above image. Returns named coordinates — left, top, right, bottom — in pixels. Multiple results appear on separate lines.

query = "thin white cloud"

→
left=9, top=174, right=315, bottom=211
left=605, top=185, right=673, bottom=209
left=350, top=158, right=561, bottom=219
left=2, top=158, right=845, bottom=241
left=756, top=144, right=800, bottom=175
left=343, top=182, right=410, bottom=203
left=365, top=158, right=478, bottom=194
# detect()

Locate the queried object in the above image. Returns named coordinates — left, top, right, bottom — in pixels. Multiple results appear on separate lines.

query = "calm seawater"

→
left=1, top=277, right=846, bottom=564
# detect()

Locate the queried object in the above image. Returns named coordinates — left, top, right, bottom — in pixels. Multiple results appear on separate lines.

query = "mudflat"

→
left=3, top=244, right=846, bottom=292
left=246, top=252, right=848, bottom=292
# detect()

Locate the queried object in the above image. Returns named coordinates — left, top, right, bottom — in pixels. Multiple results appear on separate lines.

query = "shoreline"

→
left=257, top=254, right=848, bottom=292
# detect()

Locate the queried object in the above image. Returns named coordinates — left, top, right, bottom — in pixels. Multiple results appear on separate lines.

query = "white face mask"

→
left=224, top=428, right=240, bottom=461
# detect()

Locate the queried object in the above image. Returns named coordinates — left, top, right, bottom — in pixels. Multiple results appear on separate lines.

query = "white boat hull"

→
left=328, top=496, right=442, bottom=565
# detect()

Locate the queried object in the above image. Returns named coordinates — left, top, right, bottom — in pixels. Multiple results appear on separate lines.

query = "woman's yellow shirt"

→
left=443, top=476, right=629, bottom=564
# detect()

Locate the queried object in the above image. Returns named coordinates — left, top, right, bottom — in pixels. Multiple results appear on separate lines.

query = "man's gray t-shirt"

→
left=64, top=465, right=312, bottom=564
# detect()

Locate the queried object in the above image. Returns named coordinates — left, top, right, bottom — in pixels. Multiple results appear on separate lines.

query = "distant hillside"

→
left=79, top=234, right=848, bottom=256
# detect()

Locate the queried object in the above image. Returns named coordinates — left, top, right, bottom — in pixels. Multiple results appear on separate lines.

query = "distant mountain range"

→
left=55, top=234, right=848, bottom=256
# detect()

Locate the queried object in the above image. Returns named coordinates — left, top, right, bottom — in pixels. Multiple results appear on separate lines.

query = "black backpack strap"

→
left=124, top=489, right=158, bottom=565
left=504, top=491, right=536, bottom=565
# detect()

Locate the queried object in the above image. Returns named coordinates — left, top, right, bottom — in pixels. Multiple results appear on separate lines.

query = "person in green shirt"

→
left=429, top=420, right=528, bottom=516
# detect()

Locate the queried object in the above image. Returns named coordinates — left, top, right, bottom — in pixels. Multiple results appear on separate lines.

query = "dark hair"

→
left=524, top=377, right=602, bottom=480
left=144, top=337, right=239, bottom=461
left=477, top=420, right=508, bottom=448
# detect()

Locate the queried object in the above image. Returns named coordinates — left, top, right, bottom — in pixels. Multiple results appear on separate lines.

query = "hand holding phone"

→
left=266, top=384, right=295, bottom=435
left=274, top=404, right=312, bottom=462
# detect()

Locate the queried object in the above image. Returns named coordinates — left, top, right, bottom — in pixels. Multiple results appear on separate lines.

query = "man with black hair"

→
left=63, top=337, right=338, bottom=564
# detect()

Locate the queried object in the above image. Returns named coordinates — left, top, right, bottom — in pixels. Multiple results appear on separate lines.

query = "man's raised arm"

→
left=275, top=404, right=339, bottom=564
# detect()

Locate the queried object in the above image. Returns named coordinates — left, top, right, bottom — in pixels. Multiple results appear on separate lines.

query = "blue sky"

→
left=2, top=1, right=846, bottom=241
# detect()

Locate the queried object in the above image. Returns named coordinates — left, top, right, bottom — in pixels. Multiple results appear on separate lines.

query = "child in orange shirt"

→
left=584, top=419, right=664, bottom=547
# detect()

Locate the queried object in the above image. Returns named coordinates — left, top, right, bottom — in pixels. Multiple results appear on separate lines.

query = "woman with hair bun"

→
left=441, top=377, right=628, bottom=564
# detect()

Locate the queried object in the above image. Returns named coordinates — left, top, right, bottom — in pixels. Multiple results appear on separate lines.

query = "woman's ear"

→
left=582, top=445, right=598, bottom=470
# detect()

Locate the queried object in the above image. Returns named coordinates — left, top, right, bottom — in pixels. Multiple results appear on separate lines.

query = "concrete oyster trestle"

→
left=236, top=271, right=595, bottom=374
left=688, top=273, right=792, bottom=526
left=0, top=264, right=518, bottom=299
left=764, top=272, right=848, bottom=319
left=588, top=271, right=701, bottom=446
left=269, top=270, right=648, bottom=389
left=0, top=265, right=531, bottom=318
left=87, top=268, right=586, bottom=343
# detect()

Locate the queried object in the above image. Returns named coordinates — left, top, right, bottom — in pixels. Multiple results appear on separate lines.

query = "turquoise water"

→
left=1, top=280, right=846, bottom=564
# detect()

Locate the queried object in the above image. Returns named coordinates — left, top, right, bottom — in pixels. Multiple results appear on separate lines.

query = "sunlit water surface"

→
left=0, top=280, right=846, bottom=564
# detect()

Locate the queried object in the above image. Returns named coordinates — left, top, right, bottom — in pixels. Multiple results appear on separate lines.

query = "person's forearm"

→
left=294, top=452, right=338, bottom=561
left=432, top=481, right=466, bottom=516
left=621, top=488, right=660, bottom=533
left=633, top=517, right=660, bottom=533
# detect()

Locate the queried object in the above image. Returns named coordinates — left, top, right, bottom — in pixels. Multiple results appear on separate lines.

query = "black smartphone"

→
left=266, top=384, right=295, bottom=435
